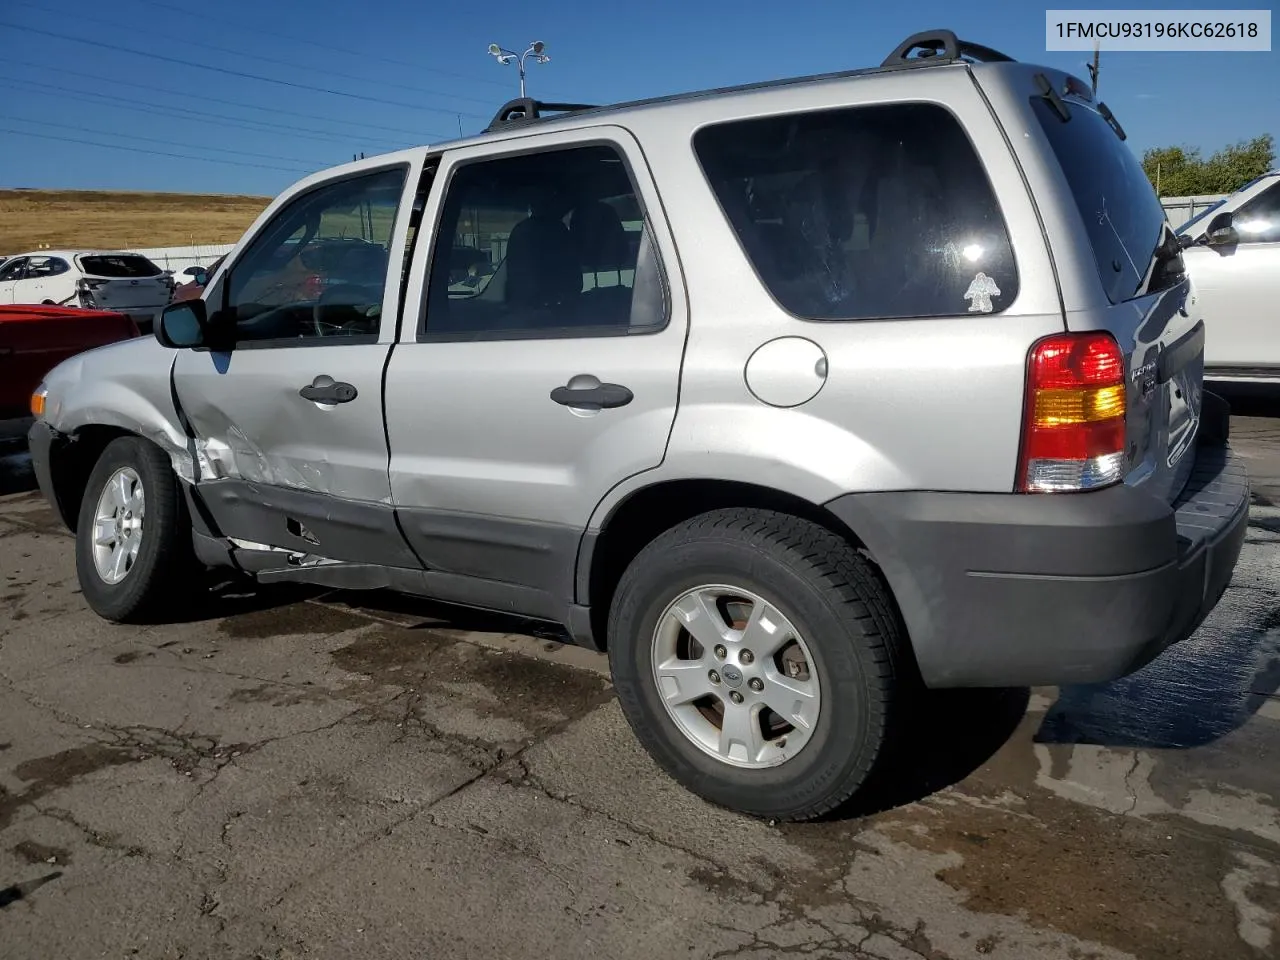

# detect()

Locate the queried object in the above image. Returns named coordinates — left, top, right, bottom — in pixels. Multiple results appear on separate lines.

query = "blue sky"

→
left=0, top=0, right=1275, bottom=196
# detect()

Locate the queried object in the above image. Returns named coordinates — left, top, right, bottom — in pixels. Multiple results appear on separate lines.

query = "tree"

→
left=1142, top=134, right=1274, bottom=197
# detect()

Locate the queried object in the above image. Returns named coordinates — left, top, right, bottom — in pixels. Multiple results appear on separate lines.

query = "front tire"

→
left=75, top=436, right=196, bottom=623
left=607, top=508, right=910, bottom=821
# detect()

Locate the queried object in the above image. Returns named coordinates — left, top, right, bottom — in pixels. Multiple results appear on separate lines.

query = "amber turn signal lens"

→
left=30, top=391, right=46, bottom=417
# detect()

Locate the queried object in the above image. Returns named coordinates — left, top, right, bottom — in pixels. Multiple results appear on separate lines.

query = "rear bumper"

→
left=825, top=438, right=1249, bottom=688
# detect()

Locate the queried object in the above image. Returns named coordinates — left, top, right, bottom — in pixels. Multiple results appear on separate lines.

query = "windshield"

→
left=79, top=254, right=163, bottom=278
left=1031, top=96, right=1168, bottom=303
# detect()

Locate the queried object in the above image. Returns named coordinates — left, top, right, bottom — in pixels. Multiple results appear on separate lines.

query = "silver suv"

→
left=26, top=30, right=1249, bottom=821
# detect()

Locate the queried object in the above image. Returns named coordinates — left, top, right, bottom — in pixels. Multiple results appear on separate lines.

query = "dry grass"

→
left=0, top=189, right=272, bottom=254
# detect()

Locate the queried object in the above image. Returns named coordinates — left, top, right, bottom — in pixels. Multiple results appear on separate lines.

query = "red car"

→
left=0, top=305, right=140, bottom=422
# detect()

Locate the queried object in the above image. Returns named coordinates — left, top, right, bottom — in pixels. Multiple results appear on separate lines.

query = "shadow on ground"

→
left=0, top=441, right=34, bottom=497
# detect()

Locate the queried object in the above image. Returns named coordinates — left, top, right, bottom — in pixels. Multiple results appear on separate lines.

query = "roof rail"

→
left=880, top=29, right=1016, bottom=69
left=485, top=97, right=599, bottom=132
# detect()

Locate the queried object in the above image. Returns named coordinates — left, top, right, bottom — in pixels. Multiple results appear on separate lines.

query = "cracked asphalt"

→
left=2, top=400, right=1279, bottom=960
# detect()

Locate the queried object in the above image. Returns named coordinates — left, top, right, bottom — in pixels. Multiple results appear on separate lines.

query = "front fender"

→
left=41, top=337, right=192, bottom=480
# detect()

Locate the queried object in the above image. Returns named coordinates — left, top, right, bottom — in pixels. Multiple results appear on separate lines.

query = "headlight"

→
left=30, top=383, right=48, bottom=418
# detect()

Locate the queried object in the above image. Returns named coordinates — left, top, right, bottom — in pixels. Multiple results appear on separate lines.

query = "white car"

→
left=0, top=250, right=173, bottom=331
left=1177, top=170, right=1280, bottom=382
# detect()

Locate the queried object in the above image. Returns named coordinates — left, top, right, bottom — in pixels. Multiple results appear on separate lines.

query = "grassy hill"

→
left=0, top=189, right=272, bottom=254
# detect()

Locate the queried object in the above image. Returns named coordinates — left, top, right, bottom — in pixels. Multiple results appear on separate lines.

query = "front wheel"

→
left=75, top=436, right=197, bottom=623
left=607, top=508, right=911, bottom=821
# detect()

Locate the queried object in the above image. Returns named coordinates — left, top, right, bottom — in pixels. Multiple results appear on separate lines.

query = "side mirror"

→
left=1203, top=211, right=1238, bottom=247
left=156, top=299, right=208, bottom=349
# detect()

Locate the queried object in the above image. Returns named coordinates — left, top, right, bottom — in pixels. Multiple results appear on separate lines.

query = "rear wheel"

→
left=607, top=508, right=910, bottom=821
left=75, top=436, right=197, bottom=623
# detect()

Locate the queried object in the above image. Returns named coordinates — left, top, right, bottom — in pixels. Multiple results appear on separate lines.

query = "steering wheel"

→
left=311, top=283, right=382, bottom=337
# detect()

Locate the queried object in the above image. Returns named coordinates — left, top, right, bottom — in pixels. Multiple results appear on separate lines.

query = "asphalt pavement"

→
left=1, top=399, right=1278, bottom=960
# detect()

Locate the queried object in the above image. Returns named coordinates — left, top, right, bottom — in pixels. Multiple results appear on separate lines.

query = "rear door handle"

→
left=550, top=381, right=633, bottom=409
left=299, top=377, right=358, bottom=405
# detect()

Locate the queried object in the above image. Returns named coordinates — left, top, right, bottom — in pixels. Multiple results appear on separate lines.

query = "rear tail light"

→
left=1017, top=332, right=1127, bottom=493
left=78, top=278, right=108, bottom=291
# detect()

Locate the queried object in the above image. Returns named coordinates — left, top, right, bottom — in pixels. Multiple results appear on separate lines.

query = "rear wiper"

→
left=1098, top=102, right=1127, bottom=140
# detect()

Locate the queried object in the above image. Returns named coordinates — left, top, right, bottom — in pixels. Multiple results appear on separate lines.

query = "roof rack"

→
left=880, top=29, right=1016, bottom=69
left=485, top=97, right=599, bottom=133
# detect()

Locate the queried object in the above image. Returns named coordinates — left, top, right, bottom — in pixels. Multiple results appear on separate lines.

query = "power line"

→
left=0, top=75, right=415, bottom=150
left=0, top=20, right=491, bottom=118
left=0, top=112, right=331, bottom=166
left=4, top=56, right=444, bottom=140
left=14, top=1, right=498, bottom=109
left=123, top=0, right=519, bottom=93
left=0, top=126, right=314, bottom=173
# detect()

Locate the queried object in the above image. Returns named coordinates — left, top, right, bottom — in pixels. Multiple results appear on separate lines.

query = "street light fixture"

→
left=488, top=41, right=551, bottom=99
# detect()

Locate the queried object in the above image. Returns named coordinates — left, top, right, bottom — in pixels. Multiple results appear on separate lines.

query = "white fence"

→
left=128, top=243, right=234, bottom=278
left=1161, top=194, right=1229, bottom=230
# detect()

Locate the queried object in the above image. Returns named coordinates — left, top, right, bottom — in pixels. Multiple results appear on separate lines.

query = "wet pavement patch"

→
left=1, top=743, right=139, bottom=831
left=331, top=626, right=613, bottom=732
left=12, top=839, right=70, bottom=866
left=217, top=598, right=369, bottom=640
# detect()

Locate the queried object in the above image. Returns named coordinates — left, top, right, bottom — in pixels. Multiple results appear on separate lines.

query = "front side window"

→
left=1234, top=181, right=1280, bottom=243
left=79, top=255, right=161, bottom=278
left=421, top=143, right=667, bottom=339
left=694, top=102, right=1019, bottom=321
left=221, top=166, right=407, bottom=345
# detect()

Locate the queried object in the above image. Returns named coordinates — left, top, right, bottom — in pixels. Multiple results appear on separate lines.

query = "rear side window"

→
left=1030, top=97, right=1167, bottom=303
left=694, top=102, right=1019, bottom=321
left=79, top=254, right=162, bottom=278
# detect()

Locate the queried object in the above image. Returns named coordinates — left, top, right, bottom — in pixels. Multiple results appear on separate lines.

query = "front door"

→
left=1186, top=179, right=1280, bottom=374
left=172, top=160, right=424, bottom=567
left=0, top=257, right=28, bottom=304
left=384, top=127, right=688, bottom=612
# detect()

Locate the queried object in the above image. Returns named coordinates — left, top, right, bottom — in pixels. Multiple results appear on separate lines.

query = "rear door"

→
left=1020, top=77, right=1202, bottom=504
left=384, top=126, right=687, bottom=608
left=76, top=253, right=171, bottom=311
left=171, top=157, right=424, bottom=566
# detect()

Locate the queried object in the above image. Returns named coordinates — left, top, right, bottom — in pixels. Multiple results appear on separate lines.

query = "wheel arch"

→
left=44, top=425, right=169, bottom=533
left=577, top=478, right=877, bottom=648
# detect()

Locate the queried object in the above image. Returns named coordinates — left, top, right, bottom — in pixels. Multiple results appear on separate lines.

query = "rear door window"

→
left=79, top=255, right=163, bottom=278
left=1030, top=97, right=1168, bottom=303
left=1234, top=181, right=1280, bottom=243
left=693, top=102, right=1019, bottom=320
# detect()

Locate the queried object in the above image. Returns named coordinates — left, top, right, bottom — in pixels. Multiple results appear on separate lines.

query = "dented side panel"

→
left=171, top=343, right=394, bottom=501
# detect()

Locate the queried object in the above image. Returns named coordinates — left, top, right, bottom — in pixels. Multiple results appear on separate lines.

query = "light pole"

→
left=487, top=41, right=550, bottom=99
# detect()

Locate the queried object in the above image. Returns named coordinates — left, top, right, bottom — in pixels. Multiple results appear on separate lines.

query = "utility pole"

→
left=1087, top=41, right=1100, bottom=97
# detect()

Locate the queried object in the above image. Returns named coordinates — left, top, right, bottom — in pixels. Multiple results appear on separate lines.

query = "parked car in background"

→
left=0, top=251, right=172, bottom=333
left=171, top=255, right=225, bottom=303
left=1178, top=170, right=1280, bottom=383
left=1, top=305, right=139, bottom=423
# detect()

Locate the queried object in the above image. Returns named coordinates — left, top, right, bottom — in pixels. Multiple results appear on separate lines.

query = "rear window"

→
left=79, top=254, right=162, bottom=278
left=693, top=102, right=1019, bottom=321
left=1030, top=97, right=1167, bottom=304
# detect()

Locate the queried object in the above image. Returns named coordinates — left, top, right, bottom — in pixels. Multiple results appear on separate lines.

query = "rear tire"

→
left=75, top=436, right=197, bottom=623
left=607, top=508, right=910, bottom=821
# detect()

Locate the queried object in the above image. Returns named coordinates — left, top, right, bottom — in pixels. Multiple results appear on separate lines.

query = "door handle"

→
left=299, top=378, right=358, bottom=405
left=550, top=381, right=633, bottom=409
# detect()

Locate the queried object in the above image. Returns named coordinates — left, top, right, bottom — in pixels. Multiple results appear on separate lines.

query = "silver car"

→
left=27, top=29, right=1249, bottom=821
left=1177, top=171, right=1280, bottom=382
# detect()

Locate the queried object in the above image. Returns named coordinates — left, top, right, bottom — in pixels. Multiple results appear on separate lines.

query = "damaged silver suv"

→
left=27, top=30, right=1249, bottom=821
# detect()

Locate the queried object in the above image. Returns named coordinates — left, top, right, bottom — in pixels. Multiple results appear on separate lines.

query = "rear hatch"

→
left=76, top=253, right=171, bottom=311
left=1027, top=82, right=1201, bottom=505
